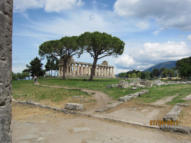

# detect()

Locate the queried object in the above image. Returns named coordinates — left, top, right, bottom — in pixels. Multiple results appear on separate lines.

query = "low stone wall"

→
left=119, top=90, right=149, bottom=102
left=163, top=103, right=189, bottom=121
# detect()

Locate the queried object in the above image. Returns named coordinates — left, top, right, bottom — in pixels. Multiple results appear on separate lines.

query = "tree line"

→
left=118, top=56, right=191, bottom=80
left=118, top=68, right=178, bottom=79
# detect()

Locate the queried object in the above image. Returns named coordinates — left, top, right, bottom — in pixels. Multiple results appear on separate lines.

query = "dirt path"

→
left=151, top=95, right=178, bottom=106
left=184, top=94, right=191, bottom=101
left=12, top=104, right=191, bottom=143
left=39, top=84, right=113, bottom=113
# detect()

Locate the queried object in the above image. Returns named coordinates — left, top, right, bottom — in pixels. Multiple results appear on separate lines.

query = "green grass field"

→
left=12, top=78, right=191, bottom=104
left=138, top=84, right=191, bottom=104
left=38, top=78, right=143, bottom=99
left=12, top=80, right=89, bottom=102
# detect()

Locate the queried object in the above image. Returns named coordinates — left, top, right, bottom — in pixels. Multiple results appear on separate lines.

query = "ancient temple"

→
left=58, top=59, right=115, bottom=78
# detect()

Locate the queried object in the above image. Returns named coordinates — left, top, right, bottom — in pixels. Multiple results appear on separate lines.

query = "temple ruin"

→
left=59, top=60, right=115, bottom=78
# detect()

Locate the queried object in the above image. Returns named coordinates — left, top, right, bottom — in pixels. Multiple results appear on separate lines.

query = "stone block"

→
left=64, top=103, right=83, bottom=111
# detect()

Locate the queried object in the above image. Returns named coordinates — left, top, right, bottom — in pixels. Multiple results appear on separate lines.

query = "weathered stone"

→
left=64, top=103, right=83, bottom=111
left=132, top=87, right=137, bottom=90
left=140, top=80, right=153, bottom=87
left=160, top=126, right=191, bottom=134
left=0, top=0, right=12, bottom=142
left=118, top=90, right=149, bottom=102
left=163, top=105, right=182, bottom=121
left=118, top=80, right=130, bottom=88
left=152, top=80, right=166, bottom=86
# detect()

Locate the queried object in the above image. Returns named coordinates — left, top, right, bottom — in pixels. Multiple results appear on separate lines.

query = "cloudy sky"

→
left=13, top=0, right=191, bottom=74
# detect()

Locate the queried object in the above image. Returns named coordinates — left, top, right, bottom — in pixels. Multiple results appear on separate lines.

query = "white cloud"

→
left=25, top=10, right=147, bottom=38
left=14, top=0, right=83, bottom=12
left=114, top=41, right=191, bottom=71
left=136, top=21, right=150, bottom=30
left=12, top=65, right=26, bottom=73
left=14, top=0, right=43, bottom=11
left=114, top=55, right=135, bottom=69
left=138, top=41, right=190, bottom=61
left=188, top=35, right=191, bottom=41
left=44, top=0, right=83, bottom=12
left=114, top=0, right=191, bottom=30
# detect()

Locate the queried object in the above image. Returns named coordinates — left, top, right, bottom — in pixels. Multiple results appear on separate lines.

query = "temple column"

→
left=112, top=67, right=114, bottom=77
left=79, top=65, right=82, bottom=75
left=72, top=64, right=75, bottom=76
left=100, top=67, right=103, bottom=77
left=85, top=65, right=88, bottom=76
left=105, top=67, right=107, bottom=77
left=107, top=67, right=109, bottom=77
left=98, top=67, right=100, bottom=77
left=103, top=67, right=105, bottom=77
left=77, top=64, right=80, bottom=76
left=109, top=67, right=111, bottom=77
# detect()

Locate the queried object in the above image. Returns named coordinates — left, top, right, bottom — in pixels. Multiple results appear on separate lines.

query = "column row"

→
left=59, top=64, right=114, bottom=77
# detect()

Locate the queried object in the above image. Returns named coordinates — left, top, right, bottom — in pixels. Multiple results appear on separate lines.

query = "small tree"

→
left=39, top=36, right=82, bottom=79
left=78, top=32, right=125, bottom=80
left=45, top=56, right=59, bottom=76
left=26, top=57, right=45, bottom=77
left=151, top=69, right=160, bottom=78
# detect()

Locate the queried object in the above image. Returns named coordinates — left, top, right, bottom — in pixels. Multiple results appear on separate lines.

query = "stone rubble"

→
left=118, top=90, right=149, bottom=102
left=108, top=79, right=191, bottom=89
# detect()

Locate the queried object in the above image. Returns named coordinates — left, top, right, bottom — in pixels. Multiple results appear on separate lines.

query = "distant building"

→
left=59, top=59, right=115, bottom=78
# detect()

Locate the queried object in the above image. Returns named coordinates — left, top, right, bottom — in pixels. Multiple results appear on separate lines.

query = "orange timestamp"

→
left=150, top=120, right=179, bottom=126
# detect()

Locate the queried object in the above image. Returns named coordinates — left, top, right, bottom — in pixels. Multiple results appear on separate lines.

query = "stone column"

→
left=109, top=67, right=111, bottom=77
left=100, top=67, right=103, bottom=77
left=88, top=66, right=91, bottom=76
left=105, top=67, right=108, bottom=77
left=97, top=67, right=100, bottom=77
left=0, top=0, right=12, bottom=142
left=106, top=67, right=108, bottom=77
left=72, top=64, right=75, bottom=76
left=80, top=65, right=82, bottom=75
left=103, top=67, right=105, bottom=77
left=112, top=67, right=114, bottom=77
left=77, top=64, right=79, bottom=76
left=107, top=67, right=109, bottom=77
left=85, top=65, right=88, bottom=76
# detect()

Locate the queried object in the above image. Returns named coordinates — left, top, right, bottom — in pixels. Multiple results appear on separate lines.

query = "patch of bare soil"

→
left=151, top=95, right=178, bottom=106
left=12, top=104, right=191, bottom=143
left=12, top=103, right=74, bottom=121
left=183, top=94, right=191, bottom=101
left=99, top=100, right=171, bottom=126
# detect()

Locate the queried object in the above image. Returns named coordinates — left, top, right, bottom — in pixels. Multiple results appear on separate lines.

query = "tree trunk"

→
left=62, top=59, right=68, bottom=80
left=89, top=58, right=98, bottom=81
left=62, top=65, right=67, bottom=80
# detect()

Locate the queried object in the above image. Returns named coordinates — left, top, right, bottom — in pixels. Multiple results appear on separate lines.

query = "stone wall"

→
left=0, top=0, right=12, bottom=142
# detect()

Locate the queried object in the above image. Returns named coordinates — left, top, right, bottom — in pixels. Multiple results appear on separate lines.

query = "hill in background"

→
left=145, top=61, right=177, bottom=72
